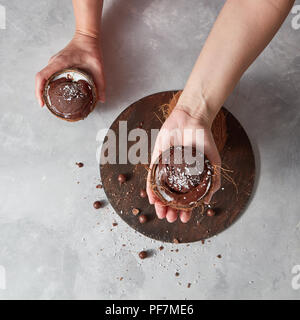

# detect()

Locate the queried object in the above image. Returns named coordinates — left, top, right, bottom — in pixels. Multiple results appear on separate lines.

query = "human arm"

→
left=147, top=0, right=295, bottom=223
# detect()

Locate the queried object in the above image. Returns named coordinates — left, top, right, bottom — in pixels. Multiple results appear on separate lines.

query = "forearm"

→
left=177, top=0, right=294, bottom=126
left=73, top=0, right=104, bottom=39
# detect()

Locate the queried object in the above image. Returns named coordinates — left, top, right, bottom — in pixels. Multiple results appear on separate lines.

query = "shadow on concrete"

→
left=99, top=0, right=154, bottom=112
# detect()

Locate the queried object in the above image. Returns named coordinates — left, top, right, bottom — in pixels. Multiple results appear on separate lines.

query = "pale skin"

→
left=35, top=0, right=295, bottom=223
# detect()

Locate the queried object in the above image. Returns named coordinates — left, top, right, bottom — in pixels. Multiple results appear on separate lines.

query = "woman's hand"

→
left=146, top=108, right=221, bottom=224
left=35, top=33, right=105, bottom=106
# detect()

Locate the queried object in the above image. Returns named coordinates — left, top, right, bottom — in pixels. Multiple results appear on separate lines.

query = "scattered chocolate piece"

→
left=159, top=246, right=164, bottom=251
left=139, top=251, right=147, bottom=259
left=93, top=201, right=102, bottom=209
left=120, top=277, right=123, bottom=281
left=187, top=283, right=191, bottom=288
left=112, top=222, right=118, bottom=227
left=138, top=214, right=147, bottom=224
left=132, top=208, right=140, bottom=215
left=175, top=272, right=180, bottom=277
left=140, top=189, right=147, bottom=198
left=118, top=174, right=126, bottom=184
left=173, top=238, right=180, bottom=244
left=76, top=162, right=84, bottom=168
left=217, top=254, right=222, bottom=259
left=96, top=184, right=102, bottom=189
left=207, top=209, right=215, bottom=217
left=175, top=249, right=179, bottom=252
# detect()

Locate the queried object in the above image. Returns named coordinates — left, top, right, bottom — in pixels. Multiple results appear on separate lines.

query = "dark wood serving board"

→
left=100, top=91, right=255, bottom=243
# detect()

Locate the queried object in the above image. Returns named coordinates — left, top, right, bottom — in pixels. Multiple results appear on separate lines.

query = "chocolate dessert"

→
left=44, top=69, right=97, bottom=121
left=150, top=146, right=213, bottom=209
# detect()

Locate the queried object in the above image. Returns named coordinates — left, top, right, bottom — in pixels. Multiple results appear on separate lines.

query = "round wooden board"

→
left=100, top=91, right=255, bottom=243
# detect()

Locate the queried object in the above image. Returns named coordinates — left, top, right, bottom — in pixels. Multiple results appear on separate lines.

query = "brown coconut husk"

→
left=150, top=90, right=228, bottom=211
left=43, top=68, right=98, bottom=122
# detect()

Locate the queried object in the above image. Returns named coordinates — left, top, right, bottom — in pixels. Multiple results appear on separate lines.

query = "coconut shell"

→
left=43, top=68, right=98, bottom=122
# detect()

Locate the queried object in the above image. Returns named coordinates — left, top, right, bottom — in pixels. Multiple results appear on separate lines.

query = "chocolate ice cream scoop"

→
left=150, top=146, right=213, bottom=210
left=44, top=69, right=97, bottom=121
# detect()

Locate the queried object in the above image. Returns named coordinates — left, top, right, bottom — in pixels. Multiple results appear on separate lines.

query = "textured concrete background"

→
left=0, top=0, right=300, bottom=299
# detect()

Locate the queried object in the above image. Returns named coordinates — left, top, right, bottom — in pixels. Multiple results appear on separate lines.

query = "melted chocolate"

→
left=152, top=146, right=213, bottom=208
left=47, top=77, right=93, bottom=120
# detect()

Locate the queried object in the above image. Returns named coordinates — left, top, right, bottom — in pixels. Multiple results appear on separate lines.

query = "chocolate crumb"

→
left=96, top=184, right=102, bottom=189
left=76, top=162, right=84, bottom=168
left=201, top=239, right=205, bottom=244
left=120, top=277, right=123, bottom=281
left=175, top=272, right=180, bottom=277
left=139, top=251, right=147, bottom=259
left=112, top=222, right=118, bottom=227
left=173, top=238, right=180, bottom=244
left=132, top=208, right=140, bottom=215
left=187, top=283, right=191, bottom=288
left=159, top=246, right=164, bottom=251
left=217, top=254, right=222, bottom=259
left=93, top=201, right=102, bottom=209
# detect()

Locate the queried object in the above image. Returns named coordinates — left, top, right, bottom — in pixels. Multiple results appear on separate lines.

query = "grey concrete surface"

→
left=0, top=0, right=300, bottom=300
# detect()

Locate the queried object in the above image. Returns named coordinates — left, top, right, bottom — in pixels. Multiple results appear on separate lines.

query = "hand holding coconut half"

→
left=146, top=102, right=222, bottom=224
left=35, top=33, right=105, bottom=109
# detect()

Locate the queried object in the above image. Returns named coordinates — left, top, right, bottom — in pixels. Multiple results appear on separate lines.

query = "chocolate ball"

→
left=93, top=201, right=102, bottom=209
left=140, top=189, right=147, bottom=198
left=118, top=174, right=126, bottom=184
left=138, top=251, right=147, bottom=259
left=207, top=209, right=215, bottom=217
left=138, top=214, right=147, bottom=224
left=76, top=162, right=84, bottom=168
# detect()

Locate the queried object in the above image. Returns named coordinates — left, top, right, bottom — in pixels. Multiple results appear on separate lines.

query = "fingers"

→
left=146, top=130, right=162, bottom=205
left=153, top=204, right=192, bottom=223
left=88, top=59, right=106, bottom=103
left=154, top=203, right=167, bottom=219
left=179, top=210, right=192, bottom=223
left=166, top=207, right=178, bottom=223
left=35, top=60, right=67, bottom=107
left=146, top=169, right=156, bottom=205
